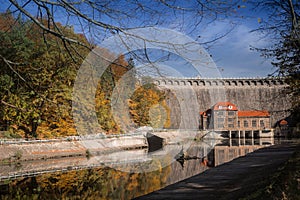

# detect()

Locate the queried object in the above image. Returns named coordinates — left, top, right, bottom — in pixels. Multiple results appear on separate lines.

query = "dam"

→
left=153, top=77, right=291, bottom=130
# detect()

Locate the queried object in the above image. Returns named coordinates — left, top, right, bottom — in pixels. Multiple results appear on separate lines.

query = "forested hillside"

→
left=0, top=12, right=169, bottom=138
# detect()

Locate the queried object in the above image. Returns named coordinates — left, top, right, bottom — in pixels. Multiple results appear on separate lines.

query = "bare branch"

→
left=9, top=0, right=90, bottom=48
left=59, top=0, right=123, bottom=32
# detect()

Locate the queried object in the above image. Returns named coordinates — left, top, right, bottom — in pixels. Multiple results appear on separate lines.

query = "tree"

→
left=3, top=1, right=243, bottom=97
left=95, top=54, right=132, bottom=133
left=6, top=1, right=240, bottom=44
left=0, top=13, right=91, bottom=138
left=1, top=1, right=244, bottom=136
left=129, top=83, right=170, bottom=129
left=250, top=0, right=300, bottom=126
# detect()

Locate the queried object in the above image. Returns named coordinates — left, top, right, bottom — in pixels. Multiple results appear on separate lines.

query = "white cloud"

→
left=206, top=23, right=274, bottom=78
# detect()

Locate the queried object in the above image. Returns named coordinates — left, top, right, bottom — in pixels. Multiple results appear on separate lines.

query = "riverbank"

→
left=135, top=142, right=300, bottom=200
left=0, top=134, right=147, bottom=163
left=0, top=130, right=205, bottom=164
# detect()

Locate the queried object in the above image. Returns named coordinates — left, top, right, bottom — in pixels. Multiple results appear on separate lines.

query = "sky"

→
left=180, top=4, right=275, bottom=78
left=135, top=4, right=276, bottom=78
left=1, top=0, right=276, bottom=78
left=206, top=22, right=274, bottom=78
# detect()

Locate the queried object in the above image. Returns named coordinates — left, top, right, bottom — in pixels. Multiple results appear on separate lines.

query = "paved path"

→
left=135, top=142, right=299, bottom=200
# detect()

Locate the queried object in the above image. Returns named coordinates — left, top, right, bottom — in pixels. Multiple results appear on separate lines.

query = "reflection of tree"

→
left=1, top=161, right=172, bottom=199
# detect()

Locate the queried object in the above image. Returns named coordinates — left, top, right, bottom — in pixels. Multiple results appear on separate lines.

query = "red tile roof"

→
left=200, top=109, right=211, bottom=116
left=238, top=110, right=270, bottom=117
left=213, top=102, right=238, bottom=111
left=279, top=119, right=288, bottom=125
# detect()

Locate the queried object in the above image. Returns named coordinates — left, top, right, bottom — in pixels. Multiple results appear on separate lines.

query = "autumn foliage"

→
left=0, top=12, right=171, bottom=138
left=0, top=162, right=172, bottom=199
left=129, top=83, right=171, bottom=129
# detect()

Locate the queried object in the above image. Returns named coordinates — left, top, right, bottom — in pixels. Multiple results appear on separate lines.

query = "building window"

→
left=217, top=123, right=224, bottom=128
left=217, top=111, right=224, bottom=116
left=244, top=120, right=248, bottom=127
left=228, top=118, right=234, bottom=123
left=218, top=117, right=225, bottom=122
left=238, top=120, right=240, bottom=127
left=228, top=124, right=234, bottom=128
left=260, top=120, right=265, bottom=128
left=252, top=120, right=257, bottom=128
left=228, top=111, right=235, bottom=116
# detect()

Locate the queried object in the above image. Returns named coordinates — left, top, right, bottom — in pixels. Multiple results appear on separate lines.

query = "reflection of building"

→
left=213, top=137, right=274, bottom=166
left=200, top=102, right=273, bottom=138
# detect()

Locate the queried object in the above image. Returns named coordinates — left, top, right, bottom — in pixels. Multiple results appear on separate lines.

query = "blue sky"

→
left=131, top=3, right=275, bottom=78
left=205, top=21, right=274, bottom=78
left=1, top=1, right=275, bottom=78
left=164, top=4, right=276, bottom=78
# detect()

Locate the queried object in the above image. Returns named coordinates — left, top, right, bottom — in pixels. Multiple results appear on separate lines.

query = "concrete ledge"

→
left=0, top=135, right=148, bottom=162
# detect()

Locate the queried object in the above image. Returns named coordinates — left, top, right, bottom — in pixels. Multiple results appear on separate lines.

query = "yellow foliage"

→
left=3, top=160, right=172, bottom=199
left=129, top=84, right=171, bottom=129
left=95, top=82, right=120, bottom=133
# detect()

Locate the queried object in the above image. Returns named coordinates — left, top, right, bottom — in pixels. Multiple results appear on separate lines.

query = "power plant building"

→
left=200, top=102, right=273, bottom=138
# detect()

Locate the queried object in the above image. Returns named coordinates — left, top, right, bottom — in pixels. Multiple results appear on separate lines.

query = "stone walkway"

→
left=135, top=142, right=299, bottom=200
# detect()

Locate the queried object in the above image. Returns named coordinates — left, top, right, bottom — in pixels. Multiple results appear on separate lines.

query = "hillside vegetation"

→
left=0, top=12, right=170, bottom=138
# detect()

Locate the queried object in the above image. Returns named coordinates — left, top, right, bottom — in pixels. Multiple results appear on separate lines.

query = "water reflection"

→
left=0, top=137, right=274, bottom=199
left=212, top=138, right=274, bottom=167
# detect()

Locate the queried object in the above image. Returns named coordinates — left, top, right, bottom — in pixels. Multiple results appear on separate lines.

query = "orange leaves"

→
left=129, top=84, right=171, bottom=128
left=0, top=12, right=15, bottom=32
left=111, top=54, right=129, bottom=81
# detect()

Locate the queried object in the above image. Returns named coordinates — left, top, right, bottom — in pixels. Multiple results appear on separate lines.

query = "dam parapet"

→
left=152, top=77, right=291, bottom=130
left=153, top=77, right=286, bottom=87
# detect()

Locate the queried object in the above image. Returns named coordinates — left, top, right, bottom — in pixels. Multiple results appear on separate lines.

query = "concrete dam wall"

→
left=154, top=78, right=291, bottom=129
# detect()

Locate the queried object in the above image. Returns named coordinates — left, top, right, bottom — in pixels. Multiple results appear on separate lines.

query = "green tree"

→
left=0, top=13, right=91, bottom=138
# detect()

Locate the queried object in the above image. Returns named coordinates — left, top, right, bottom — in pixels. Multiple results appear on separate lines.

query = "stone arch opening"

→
left=181, top=81, right=186, bottom=86
left=225, top=81, right=231, bottom=86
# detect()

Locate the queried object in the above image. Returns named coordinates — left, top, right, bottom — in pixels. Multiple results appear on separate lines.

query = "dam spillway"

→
left=153, top=77, right=291, bottom=130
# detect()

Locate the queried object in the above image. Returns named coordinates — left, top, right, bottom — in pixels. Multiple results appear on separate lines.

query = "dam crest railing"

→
left=152, top=77, right=287, bottom=87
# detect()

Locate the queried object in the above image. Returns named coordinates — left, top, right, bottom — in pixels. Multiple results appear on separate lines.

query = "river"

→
left=0, top=137, right=274, bottom=199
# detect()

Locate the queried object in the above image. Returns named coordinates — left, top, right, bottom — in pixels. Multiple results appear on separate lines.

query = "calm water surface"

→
left=0, top=137, right=274, bottom=199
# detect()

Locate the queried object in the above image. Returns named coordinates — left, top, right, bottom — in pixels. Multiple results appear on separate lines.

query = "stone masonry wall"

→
left=155, top=78, right=291, bottom=129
